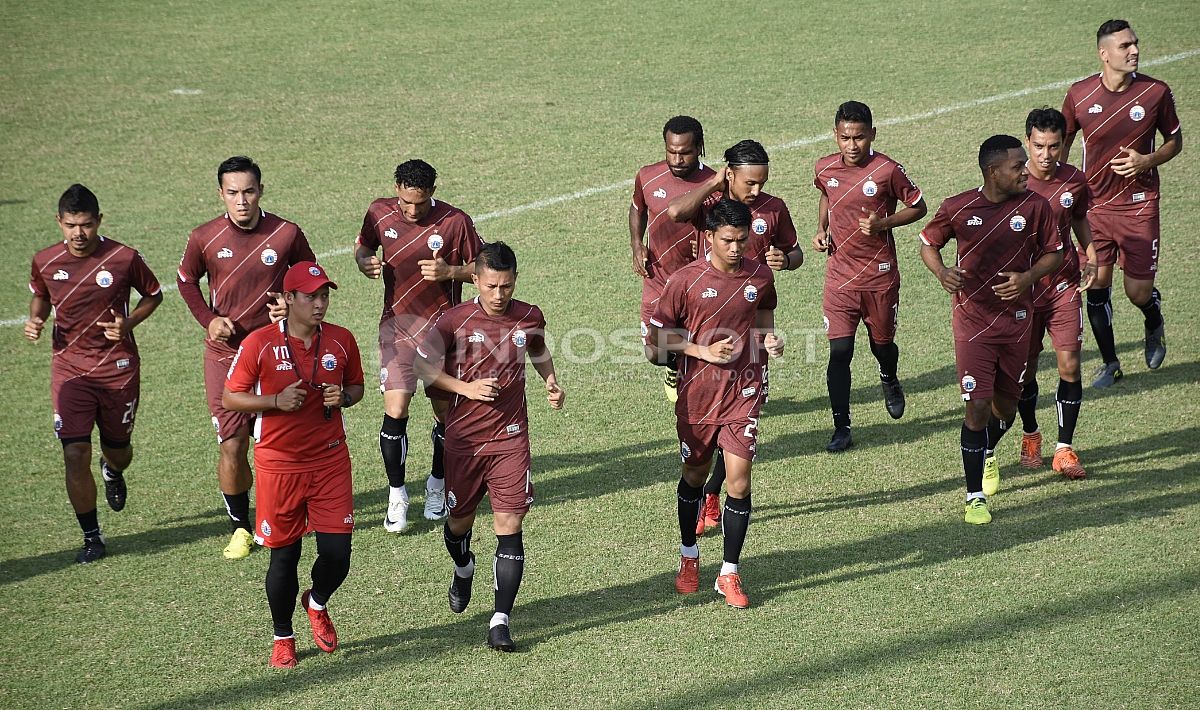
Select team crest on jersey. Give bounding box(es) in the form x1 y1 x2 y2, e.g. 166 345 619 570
826 177 840 188
743 284 758 302
701 287 718 299
53 413 62 432
217 247 233 259
427 233 444 251
95 270 113 288
822 315 830 332
379 368 388 384
52 269 68 280
1129 105 1145 122
1056 281 1070 293
967 216 983 226
1009 215 1026 232
680 441 691 461
751 218 768 235
321 353 337 371
653 187 667 199
260 520 272 537
447 491 458 509
961 375 976 393
862 180 878 197
639 322 648 337
511 329 527 347
1060 192 1074 208
261 248 278 265
384 227 398 239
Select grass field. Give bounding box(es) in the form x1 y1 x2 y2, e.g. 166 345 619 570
2 1 1198 708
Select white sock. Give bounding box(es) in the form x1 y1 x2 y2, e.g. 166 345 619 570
455 558 475 578
1055 442 1072 451
389 486 409 504
985 449 995 459
680 544 699 559
273 634 295 641
307 595 325 611
966 491 986 502
426 475 445 492
720 561 738 576
489 612 509 628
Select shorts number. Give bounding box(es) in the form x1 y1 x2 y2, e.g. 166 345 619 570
1151 238 1159 268
122 398 138 425
743 417 759 440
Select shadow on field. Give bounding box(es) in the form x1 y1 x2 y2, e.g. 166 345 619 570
133 424 1198 710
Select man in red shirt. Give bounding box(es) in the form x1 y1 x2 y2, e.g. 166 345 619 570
648 198 784 608
27 185 163 563
920 136 1063 524
1014 108 1099 480
812 101 928 453
1062 20 1183 387
178 156 316 560
223 261 365 669
356 159 484 532
630 116 717 402
416 242 565 652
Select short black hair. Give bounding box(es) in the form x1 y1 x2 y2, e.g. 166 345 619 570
58 184 100 217
477 241 517 273
217 156 261 186
978 134 1023 170
1097 19 1131 45
835 101 873 128
394 159 437 191
724 139 769 167
662 115 704 157
705 197 752 232
1025 107 1067 138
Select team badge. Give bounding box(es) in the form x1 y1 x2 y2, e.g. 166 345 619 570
1129 105 1145 122
751 218 768 235
961 375 977 393
680 441 691 461
379 368 388 384
384 227 398 239
826 177 839 188
260 520 272 537
1056 281 1070 293
652 187 667 199
95 270 113 288
427 233 444 251
822 315 830 332
639 322 648 338
322 353 337 370
743 284 758 302
308 266 321 277
1060 191 1074 208
260 248 278 265
862 180 878 197
447 491 458 509
53 413 63 432
511 329 527 347
1009 215 1026 232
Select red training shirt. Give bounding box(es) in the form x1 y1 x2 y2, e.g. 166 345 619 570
631 161 717 283
1025 163 1089 309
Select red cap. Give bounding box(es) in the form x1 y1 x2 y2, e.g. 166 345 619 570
283 261 338 293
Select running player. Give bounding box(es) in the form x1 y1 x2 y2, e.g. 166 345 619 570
919 135 1062 524
355 159 484 532
1014 107 1099 480
415 242 565 652
27 184 163 563
223 262 365 668
178 156 316 560
1062 19 1183 387
812 101 927 452
630 115 716 402
648 198 784 607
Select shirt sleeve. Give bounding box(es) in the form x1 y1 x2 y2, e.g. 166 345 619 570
343 333 365 388
918 202 954 248
1157 84 1182 136
416 314 454 364
1062 88 1080 140
355 204 381 251
631 170 646 211
526 307 549 354
29 257 48 298
455 214 485 266
772 203 799 252
225 335 261 393
1073 179 1090 220
890 162 924 207
757 274 778 311
176 232 217 327
291 228 317 263
130 251 162 297
649 275 685 330
812 163 826 193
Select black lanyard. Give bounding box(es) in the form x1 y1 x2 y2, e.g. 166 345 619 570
281 318 322 391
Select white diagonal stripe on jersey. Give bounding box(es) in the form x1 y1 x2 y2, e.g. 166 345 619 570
837 240 892 290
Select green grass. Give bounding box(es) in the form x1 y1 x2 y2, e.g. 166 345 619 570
2 1 1198 708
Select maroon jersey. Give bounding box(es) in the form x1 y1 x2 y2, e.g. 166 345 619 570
177 210 315 355
696 191 798 265
30 237 162 382
631 161 717 283
356 198 484 343
650 259 777 425
418 298 546 456
814 150 923 291
1026 163 1089 309
920 189 1062 343
226 320 364 470
1062 72 1181 212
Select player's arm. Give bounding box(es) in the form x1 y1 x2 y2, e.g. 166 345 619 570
872 198 928 233
224 381 306 413
177 236 224 331
754 309 784 359
995 248 1062 301
629 202 649 278
667 168 726 223
24 293 51 341
99 290 164 341
413 352 499 403
355 242 382 279
1073 216 1098 290
920 243 964 294
1110 129 1183 177
527 332 565 410
649 323 735 365
813 193 831 251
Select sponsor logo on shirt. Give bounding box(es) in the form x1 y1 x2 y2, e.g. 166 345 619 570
343 515 354 525
1016 309 1028 320
52 269 69 280
751 218 768 235
652 187 667 199
741 386 757 398
1088 103 1103 114
116 358 130 370
511 329 527 347
217 247 233 259
743 284 758 302
961 375 976 392
701 287 718 299
96 270 113 288
1060 191 1074 208
1056 281 1070 293
260 519 272 537
1129 105 1145 122
878 262 892 273
967 216 983 226
680 441 691 461
1132 192 1146 202
427 233 444 251
384 227 398 239
862 180 878 197
321 353 337 370
261 248 278 265
506 423 522 435
468 331 485 343
1009 215 1026 232
826 177 840 188
276 361 294 371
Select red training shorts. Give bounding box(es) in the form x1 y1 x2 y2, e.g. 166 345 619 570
52 365 139 444
445 445 533 517
205 347 253 442
1087 209 1160 281
954 338 1027 402
1029 286 1083 359
677 417 759 466
822 284 900 343
379 317 420 393
254 458 354 548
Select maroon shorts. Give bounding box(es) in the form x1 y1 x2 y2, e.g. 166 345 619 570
677 417 759 466
954 339 1027 402
640 278 667 343
822 284 900 343
254 458 354 548
1087 209 1160 281
52 366 140 444
379 320 419 393
1029 286 1083 358
205 348 253 442
445 445 533 517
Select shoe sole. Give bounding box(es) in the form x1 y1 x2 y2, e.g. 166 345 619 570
383 518 408 533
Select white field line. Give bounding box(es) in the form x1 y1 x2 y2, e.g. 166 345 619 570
5 49 1197 328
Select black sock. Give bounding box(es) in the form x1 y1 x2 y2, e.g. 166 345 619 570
961 425 987 494
1057 379 1083 446
1018 381 1039 434
429 422 445 480
666 351 678 371
380 415 409 488
721 494 752 565
703 452 726 496
1086 287 1119 364
266 541 302 637
1138 287 1163 331
310 532 351 607
869 340 899 383
985 413 1014 453
223 491 252 532
827 337 854 429
443 523 473 568
494 532 525 616
76 509 101 539
677 478 703 548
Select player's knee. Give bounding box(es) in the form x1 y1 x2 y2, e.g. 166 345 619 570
1124 279 1154 306
1086 287 1111 307
61 442 91 471
681 464 708 488
963 401 991 430
101 443 133 470
315 532 352 567
1058 354 1082 382
492 512 524 537
268 540 303 571
828 336 855 365
219 431 249 459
